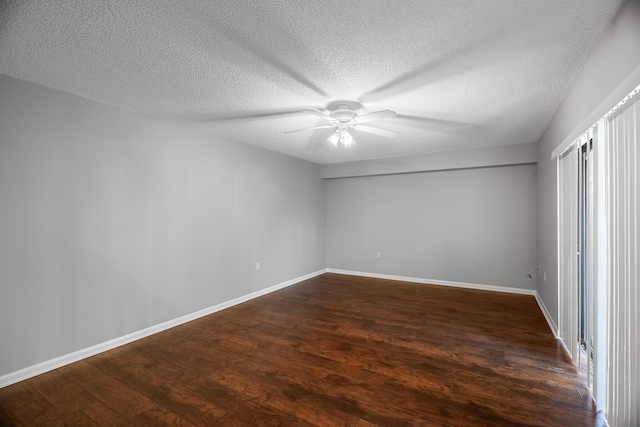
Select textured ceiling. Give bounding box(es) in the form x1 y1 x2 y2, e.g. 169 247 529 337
0 0 625 164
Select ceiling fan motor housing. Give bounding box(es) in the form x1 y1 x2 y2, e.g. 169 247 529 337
330 104 357 123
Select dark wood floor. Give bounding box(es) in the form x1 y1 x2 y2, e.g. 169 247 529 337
1 273 598 426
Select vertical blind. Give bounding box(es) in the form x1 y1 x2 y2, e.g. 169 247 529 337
594 123 607 411
556 84 639 427
603 86 639 427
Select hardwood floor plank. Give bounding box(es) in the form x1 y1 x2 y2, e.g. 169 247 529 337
210 364 364 427
0 408 17 427
87 347 229 425
0 274 598 426
212 331 523 426
57 360 197 426
26 370 128 427
0 381 69 426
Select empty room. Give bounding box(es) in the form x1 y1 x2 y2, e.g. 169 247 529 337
1 1 639 426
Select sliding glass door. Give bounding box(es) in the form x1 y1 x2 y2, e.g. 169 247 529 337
558 129 602 400
557 84 639 426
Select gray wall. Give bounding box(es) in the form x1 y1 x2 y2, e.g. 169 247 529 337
536 0 640 325
0 75 326 376
326 164 537 290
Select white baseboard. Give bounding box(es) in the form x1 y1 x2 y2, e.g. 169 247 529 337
0 269 327 389
534 291 558 337
327 268 537 295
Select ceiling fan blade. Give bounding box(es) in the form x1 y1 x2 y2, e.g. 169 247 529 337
353 125 398 138
302 109 332 120
284 125 335 134
182 109 306 123
355 110 397 123
395 114 472 131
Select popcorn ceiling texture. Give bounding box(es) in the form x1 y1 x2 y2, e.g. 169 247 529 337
0 0 624 164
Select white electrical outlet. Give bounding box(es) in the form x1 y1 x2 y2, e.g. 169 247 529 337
544 272 547 281
256 262 260 270
376 252 381 258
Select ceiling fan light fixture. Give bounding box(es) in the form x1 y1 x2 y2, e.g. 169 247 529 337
340 129 354 147
328 130 341 146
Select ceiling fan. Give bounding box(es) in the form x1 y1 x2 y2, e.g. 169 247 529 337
285 104 398 147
